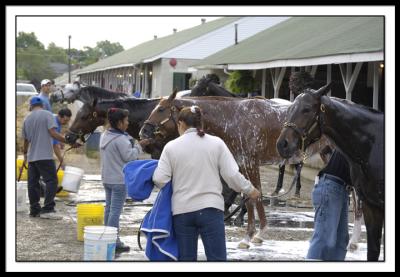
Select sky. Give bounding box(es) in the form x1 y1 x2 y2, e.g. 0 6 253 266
16 16 221 51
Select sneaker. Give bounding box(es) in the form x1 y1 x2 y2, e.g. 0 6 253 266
115 242 130 253
40 210 62 220
29 212 40 218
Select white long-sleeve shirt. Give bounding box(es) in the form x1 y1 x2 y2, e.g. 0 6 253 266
153 128 254 215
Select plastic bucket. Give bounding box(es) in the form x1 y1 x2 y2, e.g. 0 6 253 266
77 203 104 241
61 166 84 193
16 159 28 181
16 181 28 212
84 226 117 261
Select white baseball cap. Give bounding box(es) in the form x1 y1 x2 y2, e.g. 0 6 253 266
41 79 51 86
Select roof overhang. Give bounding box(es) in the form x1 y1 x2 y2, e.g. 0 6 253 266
224 51 384 70
78 63 135 75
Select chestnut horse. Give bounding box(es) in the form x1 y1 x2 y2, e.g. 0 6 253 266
276 83 384 261
139 90 326 248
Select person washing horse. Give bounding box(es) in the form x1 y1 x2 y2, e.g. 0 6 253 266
22 97 81 219
306 145 352 261
99 108 152 254
152 105 261 261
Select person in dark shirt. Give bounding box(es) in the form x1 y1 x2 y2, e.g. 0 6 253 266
306 145 352 261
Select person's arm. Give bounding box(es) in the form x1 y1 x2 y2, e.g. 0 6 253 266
152 145 172 189
218 141 260 199
53 144 64 167
49 128 66 143
23 139 29 163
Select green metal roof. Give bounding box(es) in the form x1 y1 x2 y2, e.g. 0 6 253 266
193 17 383 67
79 17 241 74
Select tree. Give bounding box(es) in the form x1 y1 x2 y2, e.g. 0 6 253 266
47 42 68 63
225 70 255 95
17 32 44 50
95 40 124 58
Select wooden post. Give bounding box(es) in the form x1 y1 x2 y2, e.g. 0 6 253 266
261 69 266 98
270 67 286 98
327 64 332 96
373 61 379 110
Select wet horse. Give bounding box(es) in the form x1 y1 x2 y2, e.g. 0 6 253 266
139 90 326 248
276 83 384 261
65 97 161 158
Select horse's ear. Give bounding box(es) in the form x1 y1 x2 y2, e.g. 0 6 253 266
314 82 332 98
168 88 178 102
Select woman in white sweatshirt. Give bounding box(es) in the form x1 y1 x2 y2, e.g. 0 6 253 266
153 105 260 261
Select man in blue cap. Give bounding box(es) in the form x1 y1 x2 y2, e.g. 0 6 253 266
22 96 80 218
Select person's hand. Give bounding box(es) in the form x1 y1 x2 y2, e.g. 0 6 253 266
247 187 261 201
138 138 153 148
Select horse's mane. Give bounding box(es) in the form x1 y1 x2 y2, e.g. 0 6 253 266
329 96 383 115
80 86 128 100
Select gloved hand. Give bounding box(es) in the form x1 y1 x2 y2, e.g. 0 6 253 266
65 133 77 145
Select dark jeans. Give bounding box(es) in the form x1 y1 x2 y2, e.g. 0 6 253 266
28 160 58 214
173 207 227 261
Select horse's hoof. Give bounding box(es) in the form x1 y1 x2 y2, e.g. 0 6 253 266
237 240 250 249
347 243 358 251
251 236 263 245
233 218 244 227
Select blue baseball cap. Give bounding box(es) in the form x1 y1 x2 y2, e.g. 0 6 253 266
30 96 43 106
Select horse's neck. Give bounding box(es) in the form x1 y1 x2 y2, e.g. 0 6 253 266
321 97 378 165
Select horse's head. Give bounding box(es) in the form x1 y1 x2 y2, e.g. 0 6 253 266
276 83 332 159
50 82 81 104
65 98 107 144
139 89 181 144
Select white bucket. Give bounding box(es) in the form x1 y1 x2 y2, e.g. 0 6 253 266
16 181 28 212
84 226 118 261
61 166 84 193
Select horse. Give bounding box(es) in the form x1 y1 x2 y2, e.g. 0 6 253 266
139 90 327 248
276 83 384 261
51 83 129 105
190 75 305 226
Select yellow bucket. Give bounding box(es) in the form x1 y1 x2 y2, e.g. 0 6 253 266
16 159 64 185
16 159 28 181
76 204 105 241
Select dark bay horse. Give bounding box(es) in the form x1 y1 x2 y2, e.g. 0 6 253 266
65 98 161 158
139 90 326 248
276 83 384 261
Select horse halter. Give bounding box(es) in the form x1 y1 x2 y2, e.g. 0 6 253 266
67 111 99 143
144 105 179 138
283 104 326 157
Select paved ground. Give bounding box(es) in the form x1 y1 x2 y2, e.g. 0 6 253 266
16 153 380 262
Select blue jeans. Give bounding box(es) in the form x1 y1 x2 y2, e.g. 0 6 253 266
306 174 350 260
173 207 227 261
103 183 126 244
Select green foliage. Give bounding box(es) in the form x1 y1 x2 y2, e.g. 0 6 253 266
225 70 255 95
17 32 44 50
16 32 125 81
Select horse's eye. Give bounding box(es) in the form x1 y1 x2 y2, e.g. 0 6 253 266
158 107 165 112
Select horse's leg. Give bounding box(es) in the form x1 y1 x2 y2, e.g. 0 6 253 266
272 162 285 196
221 178 238 217
362 202 384 261
250 167 268 245
237 166 257 249
348 191 363 251
233 197 247 227
294 163 302 198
